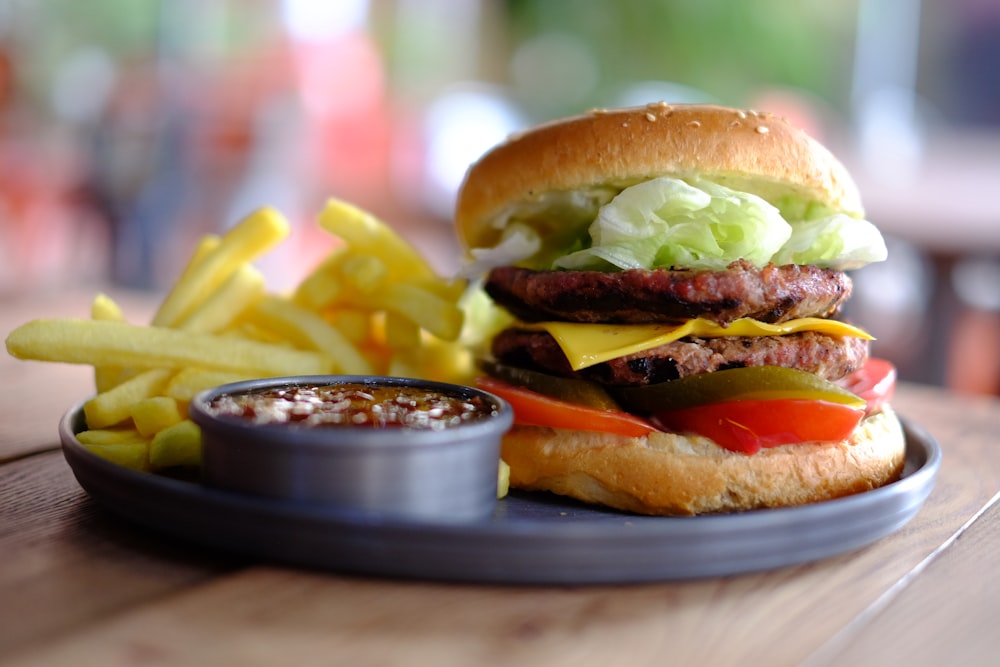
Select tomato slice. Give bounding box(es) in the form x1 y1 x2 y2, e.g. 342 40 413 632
836 357 896 415
478 358 897 454
653 399 865 454
476 376 656 438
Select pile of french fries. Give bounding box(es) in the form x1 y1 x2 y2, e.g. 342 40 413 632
6 199 475 474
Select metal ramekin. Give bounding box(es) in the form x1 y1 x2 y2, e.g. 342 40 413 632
189 375 512 523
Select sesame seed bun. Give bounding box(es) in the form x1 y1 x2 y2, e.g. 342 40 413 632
458 103 896 516
456 102 864 253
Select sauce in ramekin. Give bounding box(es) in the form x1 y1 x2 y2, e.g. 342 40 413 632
206 383 497 430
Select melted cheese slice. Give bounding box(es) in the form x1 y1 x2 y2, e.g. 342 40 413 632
523 318 874 371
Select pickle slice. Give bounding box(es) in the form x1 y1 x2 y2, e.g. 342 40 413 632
611 366 866 414
479 360 622 411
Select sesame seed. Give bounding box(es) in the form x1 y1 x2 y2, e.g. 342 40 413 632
645 112 657 122
756 125 769 134
688 120 701 128
736 110 747 119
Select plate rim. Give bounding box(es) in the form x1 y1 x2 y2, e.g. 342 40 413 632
58 402 942 584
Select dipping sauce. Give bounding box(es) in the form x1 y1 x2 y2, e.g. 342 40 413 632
206 382 498 430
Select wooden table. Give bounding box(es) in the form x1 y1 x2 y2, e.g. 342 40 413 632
3 289 999 666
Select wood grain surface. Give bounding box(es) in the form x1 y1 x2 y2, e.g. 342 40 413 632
2 290 999 666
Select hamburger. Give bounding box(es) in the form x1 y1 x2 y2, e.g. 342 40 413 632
455 102 904 515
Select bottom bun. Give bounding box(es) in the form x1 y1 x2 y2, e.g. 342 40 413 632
501 407 906 515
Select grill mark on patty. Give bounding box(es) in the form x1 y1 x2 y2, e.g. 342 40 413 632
485 259 852 325
492 327 869 386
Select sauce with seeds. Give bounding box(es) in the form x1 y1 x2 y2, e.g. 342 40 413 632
207 383 497 430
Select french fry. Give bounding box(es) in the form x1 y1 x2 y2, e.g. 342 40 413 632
152 208 290 327
247 296 373 375
387 350 423 380
6 319 336 377
77 426 146 445
188 234 224 268
384 310 421 350
409 275 467 302
292 246 349 310
175 264 265 333
294 251 390 309
165 368 259 402
90 292 125 322
131 396 185 437
318 199 436 281
340 254 387 294
5 197 484 480
150 419 202 468
81 442 152 472
91 292 128 392
85 368 173 429
414 336 474 384
219 321 286 344
148 235 220 324
77 427 151 471
328 309 373 345
366 283 464 342
497 459 510 499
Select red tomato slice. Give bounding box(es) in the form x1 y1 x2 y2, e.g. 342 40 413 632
476 376 656 438
836 357 897 415
653 399 866 454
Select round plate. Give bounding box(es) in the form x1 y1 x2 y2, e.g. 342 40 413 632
59 404 941 584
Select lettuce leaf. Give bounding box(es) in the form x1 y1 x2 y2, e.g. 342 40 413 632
462 177 889 275
553 178 791 271
462 222 541 277
772 214 887 269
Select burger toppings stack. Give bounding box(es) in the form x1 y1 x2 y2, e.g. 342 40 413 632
455 102 904 515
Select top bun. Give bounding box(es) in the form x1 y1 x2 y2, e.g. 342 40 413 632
456 103 863 251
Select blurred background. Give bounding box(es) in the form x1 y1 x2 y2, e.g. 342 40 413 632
0 0 998 393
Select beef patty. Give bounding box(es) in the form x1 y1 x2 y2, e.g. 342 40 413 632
492 327 869 386
485 259 852 326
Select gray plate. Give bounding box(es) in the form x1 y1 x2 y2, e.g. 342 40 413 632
59 404 941 584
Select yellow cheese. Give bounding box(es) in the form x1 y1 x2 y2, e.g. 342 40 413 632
524 318 874 371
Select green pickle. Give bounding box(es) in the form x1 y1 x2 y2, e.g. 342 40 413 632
610 366 866 414
480 360 622 411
